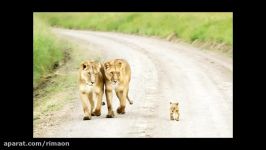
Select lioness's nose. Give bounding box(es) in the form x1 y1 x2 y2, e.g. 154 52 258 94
91 81 95 84
114 81 117 83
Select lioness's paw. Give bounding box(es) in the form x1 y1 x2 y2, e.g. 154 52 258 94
92 110 101 116
106 111 115 118
117 107 125 114
83 116 91 120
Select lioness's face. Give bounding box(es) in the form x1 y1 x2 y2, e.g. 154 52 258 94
80 61 101 86
104 61 123 85
170 102 179 113
105 68 121 85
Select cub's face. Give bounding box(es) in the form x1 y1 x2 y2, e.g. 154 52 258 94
104 61 123 85
80 61 101 86
170 102 179 113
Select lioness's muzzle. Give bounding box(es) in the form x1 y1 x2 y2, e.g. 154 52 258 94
86 82 94 86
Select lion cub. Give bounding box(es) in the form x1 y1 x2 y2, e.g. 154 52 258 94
79 60 104 120
170 102 179 121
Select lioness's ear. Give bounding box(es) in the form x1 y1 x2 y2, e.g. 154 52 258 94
80 61 87 70
96 63 101 72
98 63 102 69
104 62 110 70
176 102 179 106
116 60 123 68
100 63 104 70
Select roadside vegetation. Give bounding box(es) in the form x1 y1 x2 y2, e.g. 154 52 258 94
38 12 232 55
33 24 103 135
34 15 65 88
34 14 102 130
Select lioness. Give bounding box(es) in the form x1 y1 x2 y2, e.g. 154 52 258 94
103 59 133 118
79 60 104 120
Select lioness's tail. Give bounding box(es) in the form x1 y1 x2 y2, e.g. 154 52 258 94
127 90 133 105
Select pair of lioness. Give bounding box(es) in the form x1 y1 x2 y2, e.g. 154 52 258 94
79 59 133 120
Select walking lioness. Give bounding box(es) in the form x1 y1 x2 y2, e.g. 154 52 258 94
103 59 133 118
79 60 104 120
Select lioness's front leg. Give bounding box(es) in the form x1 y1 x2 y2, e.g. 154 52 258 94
106 89 115 118
116 90 126 114
80 93 91 120
93 92 103 116
88 93 95 116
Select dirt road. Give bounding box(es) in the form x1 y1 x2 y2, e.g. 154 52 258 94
36 28 232 137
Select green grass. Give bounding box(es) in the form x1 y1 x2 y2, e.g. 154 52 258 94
33 40 103 127
33 14 105 132
33 74 76 119
37 12 232 48
34 15 65 88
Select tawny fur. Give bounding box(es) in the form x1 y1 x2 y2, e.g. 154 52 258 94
170 102 180 121
103 59 133 118
79 60 104 120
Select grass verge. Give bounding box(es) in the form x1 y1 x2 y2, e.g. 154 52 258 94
33 35 103 136
37 12 232 54
34 15 65 88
